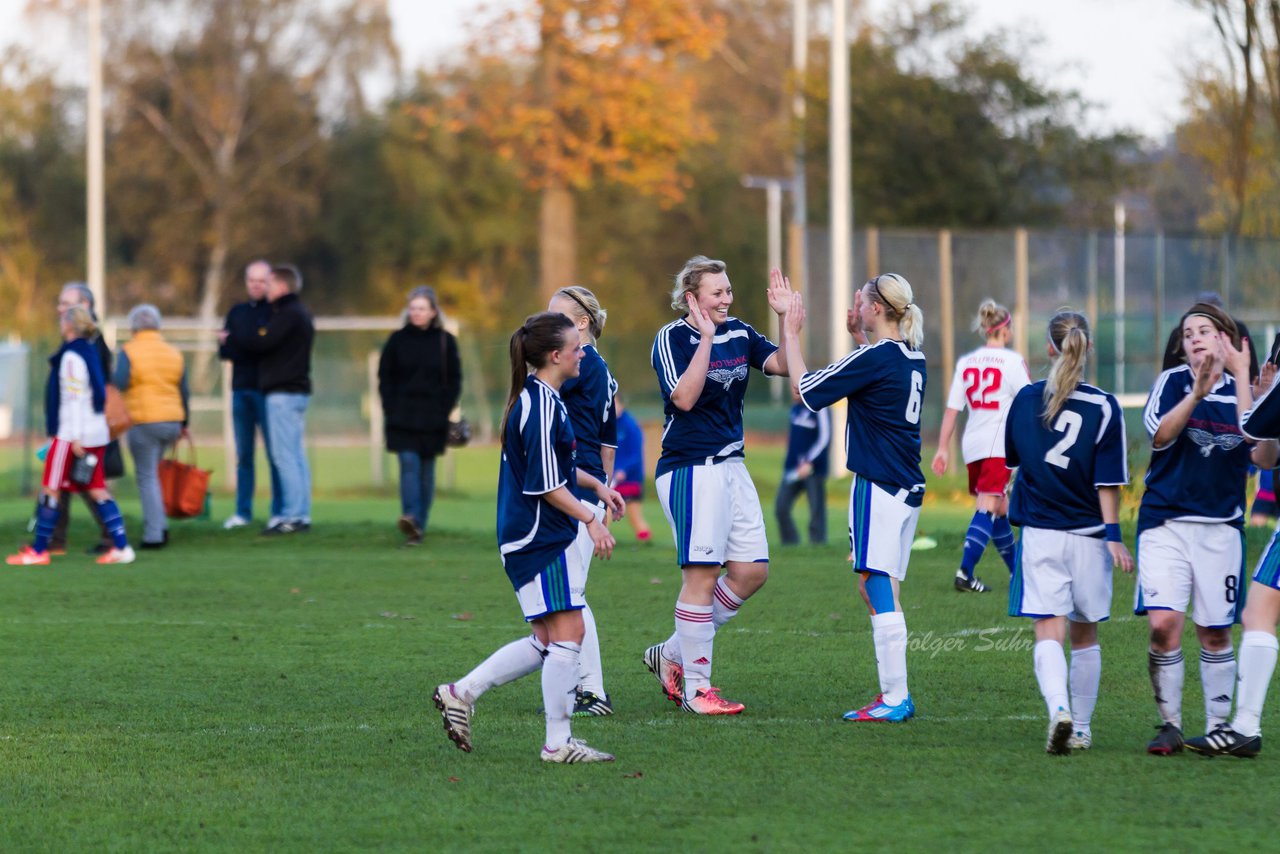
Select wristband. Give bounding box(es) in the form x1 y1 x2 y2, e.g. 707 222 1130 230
1104 523 1122 543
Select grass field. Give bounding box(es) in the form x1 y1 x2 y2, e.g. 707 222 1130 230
1 443 1277 852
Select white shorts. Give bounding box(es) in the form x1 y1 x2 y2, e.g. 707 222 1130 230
656 459 769 566
1010 527 1112 623
515 546 587 621
572 498 607 576
1134 521 1246 628
848 474 922 581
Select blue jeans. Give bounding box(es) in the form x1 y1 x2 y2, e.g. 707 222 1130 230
127 421 183 543
232 389 282 520
397 451 438 532
265 393 311 523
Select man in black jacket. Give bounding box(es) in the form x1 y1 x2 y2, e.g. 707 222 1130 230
220 264 314 535
218 260 283 529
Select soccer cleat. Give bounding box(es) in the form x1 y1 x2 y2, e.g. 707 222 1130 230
643 644 683 704
1146 722 1184 755
954 570 989 593
843 693 915 722
222 514 250 530
573 690 614 717
541 738 615 763
1046 708 1073 755
6 546 50 566
1185 725 1262 758
1068 730 1093 750
681 686 745 715
95 546 136 565
432 683 474 753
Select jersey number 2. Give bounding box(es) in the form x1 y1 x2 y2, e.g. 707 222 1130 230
905 371 923 425
963 367 1002 410
1044 410 1083 469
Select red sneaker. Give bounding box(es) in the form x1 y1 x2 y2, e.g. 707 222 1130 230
681 686 745 715
6 546 50 566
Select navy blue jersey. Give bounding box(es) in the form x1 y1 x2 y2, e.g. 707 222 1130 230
497 375 579 588
614 409 645 487
798 339 927 493
1243 379 1280 441
1138 366 1251 535
560 344 616 499
652 316 777 479
783 402 831 478
1005 381 1128 532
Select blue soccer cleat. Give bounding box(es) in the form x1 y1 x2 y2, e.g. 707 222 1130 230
842 693 915 722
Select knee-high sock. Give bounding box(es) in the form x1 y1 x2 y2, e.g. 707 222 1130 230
1233 631 1279 737
1201 646 1236 730
960 510 994 577
455 635 547 703
95 498 128 549
1035 639 1070 718
675 601 714 697
712 577 744 630
1149 647 1184 728
990 515 1017 573
577 603 605 696
542 641 580 749
1069 644 1101 733
32 494 61 553
870 611 909 705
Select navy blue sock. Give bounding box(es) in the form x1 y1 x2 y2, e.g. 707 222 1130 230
960 510 994 578
95 499 128 549
32 494 61 553
991 515 1017 574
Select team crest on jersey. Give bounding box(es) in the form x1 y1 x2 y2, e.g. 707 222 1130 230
1186 427 1245 458
707 364 748 390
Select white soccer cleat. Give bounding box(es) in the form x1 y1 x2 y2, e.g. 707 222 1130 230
541 738 615 763
1046 708 1073 755
1068 730 1092 750
96 546 136 565
223 514 250 530
432 683 473 752
642 643 683 704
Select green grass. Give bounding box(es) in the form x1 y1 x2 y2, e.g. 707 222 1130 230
0 444 1277 851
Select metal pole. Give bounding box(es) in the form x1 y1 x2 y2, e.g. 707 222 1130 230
938 229 957 461
788 0 808 323
368 351 383 487
87 0 106 311
829 0 852 476
1015 228 1029 362
1086 231 1098 383
1155 230 1165 369
767 181 783 402
1114 203 1126 395
222 360 235 493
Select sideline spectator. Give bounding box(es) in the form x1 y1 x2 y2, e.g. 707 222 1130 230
611 390 651 543
221 264 314 536
115 304 189 549
218 259 283 529
775 386 830 546
378 286 462 546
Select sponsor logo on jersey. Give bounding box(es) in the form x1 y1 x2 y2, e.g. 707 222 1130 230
707 364 748 390
1186 425 1245 457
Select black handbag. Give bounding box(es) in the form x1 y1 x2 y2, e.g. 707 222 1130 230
103 439 126 479
440 332 469 448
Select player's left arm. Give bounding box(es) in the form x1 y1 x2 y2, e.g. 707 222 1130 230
1097 486 1133 573
762 268 793 377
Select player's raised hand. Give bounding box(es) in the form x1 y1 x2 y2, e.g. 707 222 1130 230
784 291 805 337
1222 332 1251 380
1108 540 1134 574
1193 350 1223 399
685 292 716 339
847 289 865 340
1253 360 1278 399
767 268 793 316
931 447 949 477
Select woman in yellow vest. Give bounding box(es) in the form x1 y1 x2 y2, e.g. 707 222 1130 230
113 304 190 548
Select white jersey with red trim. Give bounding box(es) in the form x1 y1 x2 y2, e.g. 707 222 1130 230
944 346 1030 464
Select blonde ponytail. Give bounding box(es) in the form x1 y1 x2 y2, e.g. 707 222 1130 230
1043 311 1090 426
973 299 1010 338
867 273 924 350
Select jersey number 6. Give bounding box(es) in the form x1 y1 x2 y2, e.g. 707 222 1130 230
905 371 924 425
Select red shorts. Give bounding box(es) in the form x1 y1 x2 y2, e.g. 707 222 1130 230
616 481 644 501
42 438 106 493
967 458 1010 496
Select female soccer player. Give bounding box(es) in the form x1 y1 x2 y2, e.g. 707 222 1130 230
1186 362 1280 757
433 312 623 763
642 257 794 715
548 285 618 716
783 273 926 722
1004 311 1132 754
1136 303 1275 756
933 299 1030 592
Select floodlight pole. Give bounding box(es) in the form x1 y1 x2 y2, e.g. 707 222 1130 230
742 175 794 402
1114 201 1126 395
829 0 853 475
87 0 106 311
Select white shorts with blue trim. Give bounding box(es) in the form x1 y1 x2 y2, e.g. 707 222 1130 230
1134 520 1246 629
572 498 607 576
515 546 587 621
847 474 921 581
1009 527 1112 623
656 459 768 566
1253 528 1280 590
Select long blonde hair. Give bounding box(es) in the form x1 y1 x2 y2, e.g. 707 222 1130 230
1043 311 1090 426
974 299 1011 338
866 273 924 350
553 285 607 343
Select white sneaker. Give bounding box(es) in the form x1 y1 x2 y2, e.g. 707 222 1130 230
1068 730 1092 750
96 545 136 565
1046 708 1073 755
432 683 473 753
267 515 286 529
541 738 615 763
223 514 250 530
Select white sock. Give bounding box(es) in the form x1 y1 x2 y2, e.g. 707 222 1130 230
712 577 744 630
542 641 580 749
1200 645 1236 730
661 631 681 664
1148 647 1184 728
870 611 909 705
1232 632 1278 737
455 635 547 703
1069 644 1101 734
577 602 605 696
1034 639 1070 719
675 601 714 697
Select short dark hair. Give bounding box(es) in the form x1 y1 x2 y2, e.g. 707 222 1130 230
270 264 303 293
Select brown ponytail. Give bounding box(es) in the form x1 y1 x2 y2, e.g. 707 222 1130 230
502 312 575 431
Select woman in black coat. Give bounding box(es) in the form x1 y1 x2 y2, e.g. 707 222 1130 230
378 286 462 545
